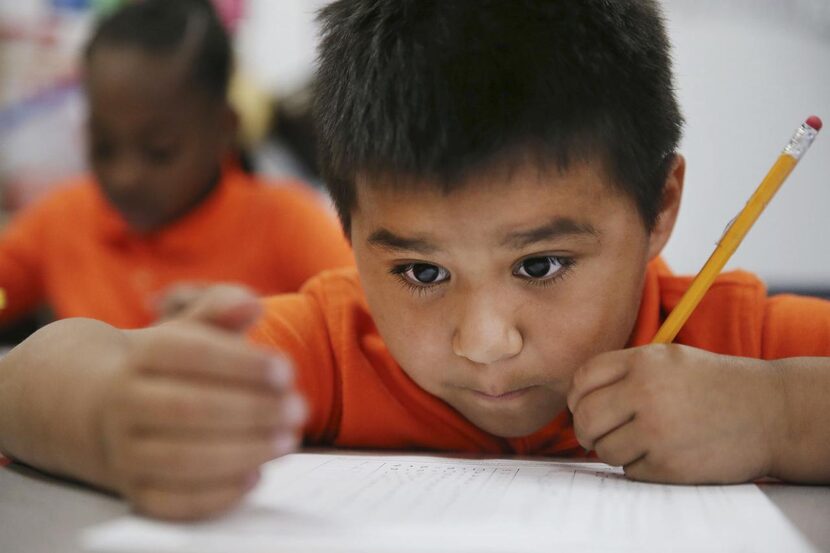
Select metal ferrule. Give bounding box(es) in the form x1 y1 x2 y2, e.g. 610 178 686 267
782 122 819 160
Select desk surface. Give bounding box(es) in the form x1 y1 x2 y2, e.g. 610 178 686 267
2 460 830 553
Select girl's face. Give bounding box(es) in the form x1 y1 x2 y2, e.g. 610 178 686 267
85 46 234 233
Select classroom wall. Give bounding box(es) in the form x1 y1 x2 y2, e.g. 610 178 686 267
234 0 328 95
663 0 830 288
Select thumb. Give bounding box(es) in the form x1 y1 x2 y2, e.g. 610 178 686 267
174 284 263 332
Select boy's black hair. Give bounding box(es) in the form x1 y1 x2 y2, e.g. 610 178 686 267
85 0 232 100
315 0 684 233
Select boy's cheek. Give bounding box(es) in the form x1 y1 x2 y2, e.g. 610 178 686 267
533 317 629 381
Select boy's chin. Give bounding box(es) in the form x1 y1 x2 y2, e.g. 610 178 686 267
459 405 561 439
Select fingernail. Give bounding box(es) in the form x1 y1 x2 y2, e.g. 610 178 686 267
273 433 297 455
267 358 293 389
283 395 307 424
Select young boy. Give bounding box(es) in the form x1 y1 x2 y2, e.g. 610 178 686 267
1 0 829 521
0 0 352 330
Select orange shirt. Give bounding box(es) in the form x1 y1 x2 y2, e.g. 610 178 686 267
250 258 830 456
0 168 353 328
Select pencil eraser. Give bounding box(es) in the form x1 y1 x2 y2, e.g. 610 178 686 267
806 115 822 131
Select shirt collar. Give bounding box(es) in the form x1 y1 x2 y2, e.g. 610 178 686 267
95 165 251 254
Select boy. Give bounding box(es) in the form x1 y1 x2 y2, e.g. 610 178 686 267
1 0 829 521
0 0 353 331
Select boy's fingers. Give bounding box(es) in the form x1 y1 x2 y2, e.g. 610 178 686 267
571 379 636 450
127 379 307 431
130 476 256 521
623 454 690 484
175 284 263 332
129 325 294 390
153 284 204 320
125 433 299 483
592 418 646 468
567 349 633 413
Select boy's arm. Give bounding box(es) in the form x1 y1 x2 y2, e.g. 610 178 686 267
767 357 830 482
0 290 306 520
567 346 830 484
0 318 131 488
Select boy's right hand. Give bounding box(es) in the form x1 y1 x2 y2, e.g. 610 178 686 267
99 289 306 520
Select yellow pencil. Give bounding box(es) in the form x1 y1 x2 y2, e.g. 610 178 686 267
652 115 823 344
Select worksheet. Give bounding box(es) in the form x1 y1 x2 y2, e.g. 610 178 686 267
83 452 816 552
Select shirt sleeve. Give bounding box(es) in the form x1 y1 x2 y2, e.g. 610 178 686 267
0 200 50 325
761 294 830 359
248 291 339 444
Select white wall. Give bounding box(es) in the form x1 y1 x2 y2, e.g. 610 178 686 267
235 0 327 94
237 0 830 288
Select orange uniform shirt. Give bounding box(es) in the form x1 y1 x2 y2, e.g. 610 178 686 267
251 258 830 456
0 168 353 328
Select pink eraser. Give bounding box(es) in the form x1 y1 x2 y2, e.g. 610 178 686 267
806 115 822 131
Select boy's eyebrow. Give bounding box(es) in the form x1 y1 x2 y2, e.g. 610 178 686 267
502 217 600 249
367 228 439 254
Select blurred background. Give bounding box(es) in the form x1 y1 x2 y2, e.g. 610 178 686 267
1 0 828 293
663 0 830 295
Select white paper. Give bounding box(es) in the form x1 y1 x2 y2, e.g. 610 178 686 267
82 452 816 553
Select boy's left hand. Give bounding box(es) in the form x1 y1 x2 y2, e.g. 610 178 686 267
567 344 785 484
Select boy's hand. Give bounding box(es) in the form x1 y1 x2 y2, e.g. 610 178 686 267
100 289 306 520
567 345 784 484
154 283 261 329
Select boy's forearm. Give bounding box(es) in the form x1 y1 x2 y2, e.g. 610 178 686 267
768 357 830 483
0 318 129 490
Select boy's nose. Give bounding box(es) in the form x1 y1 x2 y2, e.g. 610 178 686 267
452 300 523 365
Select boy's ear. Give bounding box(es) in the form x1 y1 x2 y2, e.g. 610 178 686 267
646 154 685 260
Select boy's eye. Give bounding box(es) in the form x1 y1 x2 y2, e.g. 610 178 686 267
394 263 450 286
514 256 567 280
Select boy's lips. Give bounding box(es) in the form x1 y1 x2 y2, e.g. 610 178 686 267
467 385 538 402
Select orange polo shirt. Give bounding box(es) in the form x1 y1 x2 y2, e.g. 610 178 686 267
250 259 830 456
0 168 353 329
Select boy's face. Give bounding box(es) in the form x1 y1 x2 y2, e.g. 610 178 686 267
351 160 678 437
85 46 233 232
